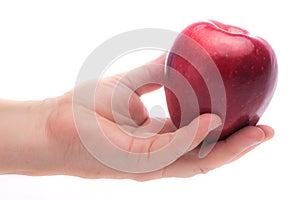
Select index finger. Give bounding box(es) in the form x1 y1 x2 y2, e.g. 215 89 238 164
81 112 221 174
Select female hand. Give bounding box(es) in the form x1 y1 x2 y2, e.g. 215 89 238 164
0 55 274 181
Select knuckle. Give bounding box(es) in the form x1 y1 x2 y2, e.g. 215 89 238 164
193 166 212 174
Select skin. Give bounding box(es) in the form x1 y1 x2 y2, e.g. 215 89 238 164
0 55 274 181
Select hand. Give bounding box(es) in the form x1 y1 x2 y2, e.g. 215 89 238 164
44 54 274 181
0 55 274 180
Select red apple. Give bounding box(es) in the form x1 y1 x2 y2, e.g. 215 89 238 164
164 20 278 141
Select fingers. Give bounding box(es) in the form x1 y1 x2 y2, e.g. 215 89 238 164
140 125 274 180
89 113 222 177
99 113 222 155
228 125 274 163
119 114 222 181
184 114 222 152
196 126 267 169
257 125 275 141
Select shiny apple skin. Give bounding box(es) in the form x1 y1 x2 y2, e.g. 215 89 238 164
164 21 278 141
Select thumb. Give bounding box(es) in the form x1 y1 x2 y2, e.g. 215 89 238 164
93 54 166 127
119 53 166 96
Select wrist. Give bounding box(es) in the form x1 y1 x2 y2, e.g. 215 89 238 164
0 98 58 175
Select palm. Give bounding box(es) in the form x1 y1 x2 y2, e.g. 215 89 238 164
46 55 274 180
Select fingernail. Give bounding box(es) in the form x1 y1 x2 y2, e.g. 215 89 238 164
257 125 275 141
249 127 265 146
207 115 222 132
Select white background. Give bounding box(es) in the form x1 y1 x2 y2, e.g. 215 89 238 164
0 0 299 199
